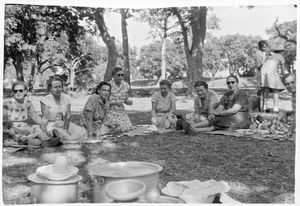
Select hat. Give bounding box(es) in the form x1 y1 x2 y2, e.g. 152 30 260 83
272 45 285 52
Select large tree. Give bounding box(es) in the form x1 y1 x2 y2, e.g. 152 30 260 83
172 7 207 93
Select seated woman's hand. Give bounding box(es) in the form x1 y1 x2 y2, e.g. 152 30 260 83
125 98 133 106
151 117 157 125
208 113 216 121
105 121 119 129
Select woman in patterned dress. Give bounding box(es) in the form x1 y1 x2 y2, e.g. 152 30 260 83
40 76 87 143
260 45 288 112
82 82 119 137
3 81 50 146
106 67 133 132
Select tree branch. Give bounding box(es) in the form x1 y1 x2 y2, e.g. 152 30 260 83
274 24 297 44
172 8 190 57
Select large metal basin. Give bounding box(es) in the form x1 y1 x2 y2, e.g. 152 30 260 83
89 161 163 203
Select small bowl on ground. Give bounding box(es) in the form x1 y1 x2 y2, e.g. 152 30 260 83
105 180 146 202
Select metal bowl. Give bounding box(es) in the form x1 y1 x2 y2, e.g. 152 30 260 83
105 180 146 202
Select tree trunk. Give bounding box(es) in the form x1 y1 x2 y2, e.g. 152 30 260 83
12 55 24 81
160 38 167 80
173 7 207 94
121 9 130 84
94 8 118 82
160 16 169 82
186 50 203 92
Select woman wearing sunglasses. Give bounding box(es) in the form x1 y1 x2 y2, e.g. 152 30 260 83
3 81 50 146
40 76 87 143
105 67 133 133
185 75 251 134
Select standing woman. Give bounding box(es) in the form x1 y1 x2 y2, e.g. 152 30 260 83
254 40 269 97
3 81 50 146
106 67 133 132
40 76 87 143
151 80 177 129
260 45 288 112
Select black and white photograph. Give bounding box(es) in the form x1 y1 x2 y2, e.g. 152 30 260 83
1 0 298 204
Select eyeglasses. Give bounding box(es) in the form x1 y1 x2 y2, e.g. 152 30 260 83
117 74 124 77
227 81 236 85
13 89 24 93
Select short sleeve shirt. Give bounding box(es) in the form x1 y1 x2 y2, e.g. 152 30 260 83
151 91 176 113
194 89 219 116
40 93 72 121
83 94 108 121
218 89 249 112
3 98 37 128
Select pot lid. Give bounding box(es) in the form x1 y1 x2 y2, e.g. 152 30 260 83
27 173 82 184
89 161 163 178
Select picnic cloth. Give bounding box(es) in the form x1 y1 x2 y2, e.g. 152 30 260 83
121 124 174 137
202 113 294 142
63 125 174 144
204 128 294 142
161 179 240 203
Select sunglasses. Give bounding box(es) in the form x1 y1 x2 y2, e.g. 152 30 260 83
13 89 24 93
117 74 124 77
227 81 236 85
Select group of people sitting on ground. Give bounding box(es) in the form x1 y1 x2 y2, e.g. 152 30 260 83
3 67 133 147
3 54 296 147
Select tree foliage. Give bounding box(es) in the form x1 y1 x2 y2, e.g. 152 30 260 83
137 40 186 80
266 20 297 72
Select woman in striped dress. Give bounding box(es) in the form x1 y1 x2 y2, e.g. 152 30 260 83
260 45 288 112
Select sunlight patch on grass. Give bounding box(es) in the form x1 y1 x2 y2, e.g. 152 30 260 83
3 184 31 204
85 157 110 170
41 151 85 166
2 175 26 185
63 144 82 150
2 155 37 167
65 150 85 166
227 181 253 195
101 140 117 150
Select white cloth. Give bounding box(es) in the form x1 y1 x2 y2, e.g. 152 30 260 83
161 179 240 203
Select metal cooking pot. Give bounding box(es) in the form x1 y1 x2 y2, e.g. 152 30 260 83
89 161 163 203
27 173 82 203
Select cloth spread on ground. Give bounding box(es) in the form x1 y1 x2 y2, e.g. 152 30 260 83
121 124 174 137
204 113 294 141
161 179 240 203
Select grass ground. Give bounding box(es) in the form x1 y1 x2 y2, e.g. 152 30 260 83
2 77 295 204
2 111 295 204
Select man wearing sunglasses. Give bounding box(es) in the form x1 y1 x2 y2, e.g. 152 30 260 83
282 73 296 139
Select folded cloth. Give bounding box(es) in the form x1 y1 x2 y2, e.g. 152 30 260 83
161 179 239 203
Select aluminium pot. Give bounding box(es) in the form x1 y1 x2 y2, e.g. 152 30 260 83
27 173 82 203
89 161 163 203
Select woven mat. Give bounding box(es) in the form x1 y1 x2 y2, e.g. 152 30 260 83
205 129 294 142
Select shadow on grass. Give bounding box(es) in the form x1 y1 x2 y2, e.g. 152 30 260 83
2 110 295 204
